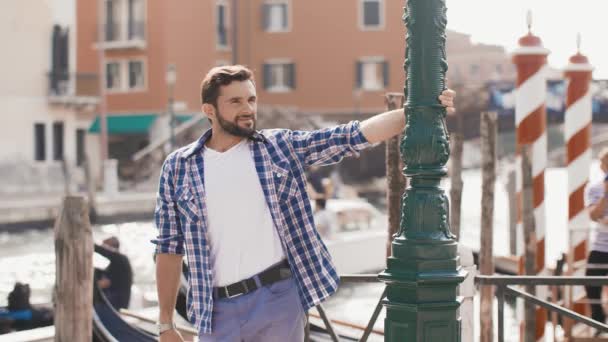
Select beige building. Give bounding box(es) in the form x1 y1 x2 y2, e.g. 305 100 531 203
0 0 91 194
446 30 517 85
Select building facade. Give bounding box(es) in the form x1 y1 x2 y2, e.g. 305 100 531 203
0 0 90 194
74 0 518 185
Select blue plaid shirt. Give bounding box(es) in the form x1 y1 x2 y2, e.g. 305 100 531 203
153 121 370 334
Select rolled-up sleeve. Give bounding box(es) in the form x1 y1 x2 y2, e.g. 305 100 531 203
151 155 185 255
290 120 371 167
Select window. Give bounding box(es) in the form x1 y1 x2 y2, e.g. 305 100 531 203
262 1 289 32
106 62 121 90
105 0 122 41
105 0 145 42
53 122 64 161
128 0 146 40
360 0 384 30
34 123 46 161
216 1 229 48
263 62 295 92
76 129 86 166
106 59 146 91
470 64 480 78
356 59 388 91
128 60 145 89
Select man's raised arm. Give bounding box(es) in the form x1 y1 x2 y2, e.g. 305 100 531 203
360 89 456 144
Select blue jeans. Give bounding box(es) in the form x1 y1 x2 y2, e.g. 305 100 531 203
199 277 306 341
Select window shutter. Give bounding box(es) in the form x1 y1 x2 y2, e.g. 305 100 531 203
287 63 296 89
363 1 380 27
356 61 363 89
383 61 389 87
281 4 288 29
262 4 270 30
263 64 271 89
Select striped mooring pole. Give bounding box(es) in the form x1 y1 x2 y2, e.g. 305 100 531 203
565 35 594 318
513 12 550 341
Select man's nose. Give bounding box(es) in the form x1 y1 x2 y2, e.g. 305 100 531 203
244 102 255 114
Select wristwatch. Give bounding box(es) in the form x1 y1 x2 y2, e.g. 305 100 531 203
157 322 176 335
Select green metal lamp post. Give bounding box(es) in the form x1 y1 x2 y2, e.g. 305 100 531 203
378 0 466 341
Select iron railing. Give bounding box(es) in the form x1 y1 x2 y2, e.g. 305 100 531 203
47 72 99 98
306 274 384 342
311 274 608 342
476 275 608 342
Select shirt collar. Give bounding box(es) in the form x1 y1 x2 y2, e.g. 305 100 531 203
182 129 267 159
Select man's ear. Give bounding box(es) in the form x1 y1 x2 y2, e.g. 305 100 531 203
202 103 216 121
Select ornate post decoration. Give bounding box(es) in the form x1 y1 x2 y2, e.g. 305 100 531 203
379 0 465 341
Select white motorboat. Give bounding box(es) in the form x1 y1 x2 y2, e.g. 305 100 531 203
317 199 388 274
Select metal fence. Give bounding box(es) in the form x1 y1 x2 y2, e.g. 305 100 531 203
310 274 608 342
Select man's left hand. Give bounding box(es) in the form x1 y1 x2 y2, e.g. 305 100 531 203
438 89 456 115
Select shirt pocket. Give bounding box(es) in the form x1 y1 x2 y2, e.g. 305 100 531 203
272 162 298 201
174 186 200 223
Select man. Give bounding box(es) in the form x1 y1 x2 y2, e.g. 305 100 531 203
153 65 455 341
95 236 133 310
586 147 608 326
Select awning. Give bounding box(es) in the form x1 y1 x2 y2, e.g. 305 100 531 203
88 114 194 134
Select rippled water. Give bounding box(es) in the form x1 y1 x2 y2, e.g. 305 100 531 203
0 221 158 307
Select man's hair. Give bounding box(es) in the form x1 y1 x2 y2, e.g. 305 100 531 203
200 65 255 106
599 147 608 160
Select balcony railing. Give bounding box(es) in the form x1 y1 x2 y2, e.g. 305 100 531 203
47 71 99 105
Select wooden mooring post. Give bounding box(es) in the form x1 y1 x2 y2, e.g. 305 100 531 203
480 111 497 342
53 196 93 342
384 93 406 257
521 145 537 342
449 99 465 241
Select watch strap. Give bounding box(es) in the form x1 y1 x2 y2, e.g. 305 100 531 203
157 322 176 334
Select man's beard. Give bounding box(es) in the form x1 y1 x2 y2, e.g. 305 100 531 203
216 110 256 138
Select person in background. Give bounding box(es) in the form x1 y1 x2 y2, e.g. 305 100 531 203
95 236 133 310
313 199 337 239
0 282 53 332
585 147 608 326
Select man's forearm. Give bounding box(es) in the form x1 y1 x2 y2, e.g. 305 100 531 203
360 108 405 144
156 253 183 322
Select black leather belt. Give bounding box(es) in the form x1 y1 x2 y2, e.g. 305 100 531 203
214 260 292 299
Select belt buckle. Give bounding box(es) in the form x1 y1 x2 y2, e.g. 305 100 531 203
225 281 248 299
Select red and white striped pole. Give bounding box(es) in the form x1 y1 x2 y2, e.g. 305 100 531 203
564 35 593 316
513 12 550 341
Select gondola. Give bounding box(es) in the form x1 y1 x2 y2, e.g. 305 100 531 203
93 271 157 342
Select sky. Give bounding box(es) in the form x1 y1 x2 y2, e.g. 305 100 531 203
445 0 608 79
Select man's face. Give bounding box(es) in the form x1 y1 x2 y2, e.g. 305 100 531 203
209 80 258 138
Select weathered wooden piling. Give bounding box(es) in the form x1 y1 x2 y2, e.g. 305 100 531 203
449 93 464 241
480 111 497 342
384 93 406 257
521 146 537 342
53 196 93 342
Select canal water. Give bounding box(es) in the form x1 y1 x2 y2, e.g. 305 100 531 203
0 164 604 341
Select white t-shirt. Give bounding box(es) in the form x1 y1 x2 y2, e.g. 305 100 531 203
585 180 608 253
203 139 285 287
